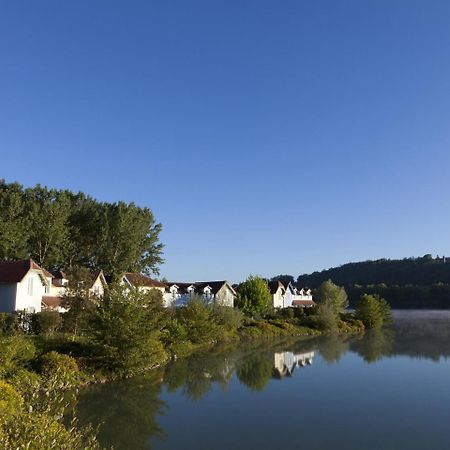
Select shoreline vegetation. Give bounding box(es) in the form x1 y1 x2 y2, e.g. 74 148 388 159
0 278 391 450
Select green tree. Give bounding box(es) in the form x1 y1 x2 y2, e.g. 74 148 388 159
236 276 272 317
24 186 71 268
97 202 164 279
86 285 167 375
178 297 219 344
0 181 29 260
355 294 390 329
314 280 349 314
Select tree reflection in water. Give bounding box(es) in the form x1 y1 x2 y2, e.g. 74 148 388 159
71 370 166 450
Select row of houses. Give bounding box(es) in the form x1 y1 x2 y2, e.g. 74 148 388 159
0 259 315 314
0 259 236 314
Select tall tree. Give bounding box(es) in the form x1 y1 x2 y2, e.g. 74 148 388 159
0 181 29 260
98 202 163 278
24 186 71 268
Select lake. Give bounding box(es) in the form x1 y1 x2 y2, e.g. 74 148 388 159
72 311 450 449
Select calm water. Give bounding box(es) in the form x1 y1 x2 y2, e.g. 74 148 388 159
72 311 450 449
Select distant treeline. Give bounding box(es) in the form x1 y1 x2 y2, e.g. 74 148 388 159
271 255 450 309
0 180 163 277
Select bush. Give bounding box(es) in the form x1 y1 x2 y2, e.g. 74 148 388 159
40 351 81 388
178 298 219 344
32 311 62 335
212 306 244 331
280 308 295 319
0 380 23 415
0 409 101 450
0 314 19 336
0 336 36 377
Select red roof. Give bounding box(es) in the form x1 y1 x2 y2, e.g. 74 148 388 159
0 259 50 283
292 300 316 307
42 296 64 308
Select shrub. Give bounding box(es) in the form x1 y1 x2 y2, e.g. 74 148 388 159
0 380 23 415
0 314 19 336
40 351 80 388
280 308 295 319
178 298 219 344
212 306 244 331
6 368 42 400
355 294 391 329
0 409 101 450
32 311 62 335
0 336 36 377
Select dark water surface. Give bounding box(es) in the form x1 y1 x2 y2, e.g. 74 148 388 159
73 311 450 449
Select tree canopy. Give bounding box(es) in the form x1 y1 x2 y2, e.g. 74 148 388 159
236 276 272 317
0 180 164 277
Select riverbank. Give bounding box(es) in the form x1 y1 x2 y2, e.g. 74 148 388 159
0 303 365 450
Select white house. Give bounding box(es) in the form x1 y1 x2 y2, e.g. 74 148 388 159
268 280 286 308
42 269 108 313
283 283 315 308
164 281 235 307
0 259 53 313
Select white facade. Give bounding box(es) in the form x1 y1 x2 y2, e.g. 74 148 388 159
0 267 48 313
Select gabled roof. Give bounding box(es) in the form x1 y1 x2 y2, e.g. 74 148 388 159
0 259 51 284
268 280 285 294
124 272 166 289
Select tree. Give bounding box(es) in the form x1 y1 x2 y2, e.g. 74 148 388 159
236 276 272 317
315 280 348 314
270 274 294 286
177 297 219 344
355 294 390 329
24 186 71 268
86 286 167 374
0 181 30 260
97 202 164 279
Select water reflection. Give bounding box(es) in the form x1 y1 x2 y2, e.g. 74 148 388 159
70 312 450 450
272 351 314 378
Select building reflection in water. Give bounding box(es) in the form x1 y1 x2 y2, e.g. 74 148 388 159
272 351 314 378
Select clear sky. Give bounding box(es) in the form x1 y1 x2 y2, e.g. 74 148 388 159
1 1 450 282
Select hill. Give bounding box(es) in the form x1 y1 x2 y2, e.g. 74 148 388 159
295 255 450 309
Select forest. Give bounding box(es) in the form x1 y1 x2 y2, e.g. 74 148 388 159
272 255 450 309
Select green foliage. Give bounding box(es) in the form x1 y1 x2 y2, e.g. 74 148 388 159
236 352 273 391
178 297 219 344
236 276 272 317
32 311 62 335
86 286 168 375
355 294 392 329
40 351 81 388
315 280 349 314
0 314 19 337
0 181 163 276
0 336 36 378
0 380 23 415
0 408 101 450
310 280 349 331
211 305 244 331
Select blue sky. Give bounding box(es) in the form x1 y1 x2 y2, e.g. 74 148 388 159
1 1 450 282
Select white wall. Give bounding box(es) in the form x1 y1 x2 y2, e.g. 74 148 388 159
272 289 284 308
215 286 234 307
15 271 45 313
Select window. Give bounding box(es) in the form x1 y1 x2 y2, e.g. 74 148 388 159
27 278 34 296
45 283 50 294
